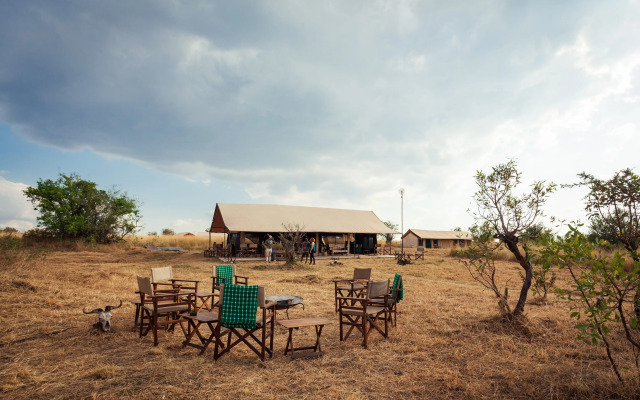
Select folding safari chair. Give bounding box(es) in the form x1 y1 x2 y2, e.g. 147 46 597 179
136 275 189 346
337 279 390 349
333 268 372 312
213 284 276 361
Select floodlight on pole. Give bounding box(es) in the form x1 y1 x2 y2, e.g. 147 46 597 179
399 188 405 253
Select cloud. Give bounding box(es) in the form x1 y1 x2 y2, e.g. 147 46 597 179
0 1 638 231
0 176 38 231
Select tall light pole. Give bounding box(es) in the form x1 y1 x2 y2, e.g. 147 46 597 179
399 188 405 254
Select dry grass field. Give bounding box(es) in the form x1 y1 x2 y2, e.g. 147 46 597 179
1 240 639 399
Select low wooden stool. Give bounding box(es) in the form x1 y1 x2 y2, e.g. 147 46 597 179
182 311 227 355
278 317 331 360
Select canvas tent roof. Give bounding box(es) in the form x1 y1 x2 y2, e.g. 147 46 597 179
403 229 473 240
209 203 398 234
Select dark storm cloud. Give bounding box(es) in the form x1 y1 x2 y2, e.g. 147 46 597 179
1 0 638 229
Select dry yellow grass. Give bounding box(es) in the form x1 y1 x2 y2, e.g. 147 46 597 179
127 235 222 250
1 244 638 399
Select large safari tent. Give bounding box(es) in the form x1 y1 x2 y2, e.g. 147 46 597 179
208 203 398 256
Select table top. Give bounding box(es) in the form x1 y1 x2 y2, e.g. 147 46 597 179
277 317 331 329
265 295 303 306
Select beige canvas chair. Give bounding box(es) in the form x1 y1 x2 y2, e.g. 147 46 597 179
370 273 403 327
333 267 372 312
151 266 200 293
137 275 189 346
337 279 390 349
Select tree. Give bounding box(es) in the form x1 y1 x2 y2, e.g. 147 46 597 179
537 226 640 383
162 228 175 236
576 168 640 256
378 220 398 245
467 160 556 318
23 173 140 243
1 227 18 233
587 215 623 245
278 223 306 264
573 168 640 333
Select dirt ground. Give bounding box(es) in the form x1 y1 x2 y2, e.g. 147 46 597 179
1 246 638 399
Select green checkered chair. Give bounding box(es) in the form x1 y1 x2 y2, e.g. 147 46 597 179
211 265 249 309
213 284 275 361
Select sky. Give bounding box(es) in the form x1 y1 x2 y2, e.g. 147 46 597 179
1 1 639 236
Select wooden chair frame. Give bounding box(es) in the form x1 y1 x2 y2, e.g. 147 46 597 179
137 275 189 346
370 274 403 327
414 247 425 261
333 268 372 312
337 279 390 349
181 293 228 355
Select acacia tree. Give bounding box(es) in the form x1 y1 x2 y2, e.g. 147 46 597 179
279 223 306 264
537 226 640 383
576 168 640 256
575 168 640 327
467 160 556 318
24 173 140 243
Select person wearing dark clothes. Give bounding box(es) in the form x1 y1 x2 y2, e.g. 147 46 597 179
301 237 311 264
309 237 316 265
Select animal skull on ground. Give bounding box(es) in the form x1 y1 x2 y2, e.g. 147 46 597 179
83 300 123 332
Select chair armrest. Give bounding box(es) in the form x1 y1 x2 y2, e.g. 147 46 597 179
171 279 200 284
212 277 230 285
153 288 181 294
234 275 249 285
336 296 367 302
149 291 183 300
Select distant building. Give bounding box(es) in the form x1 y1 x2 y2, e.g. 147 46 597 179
402 229 472 249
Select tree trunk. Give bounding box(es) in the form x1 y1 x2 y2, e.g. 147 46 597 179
503 237 532 317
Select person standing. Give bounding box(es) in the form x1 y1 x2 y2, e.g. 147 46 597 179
309 237 316 265
301 237 311 264
264 235 274 263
